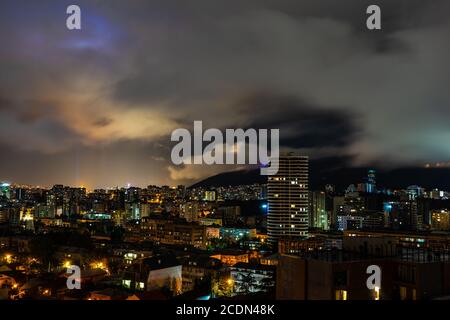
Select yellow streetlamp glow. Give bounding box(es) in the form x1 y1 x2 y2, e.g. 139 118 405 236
374 286 380 300
4 254 12 264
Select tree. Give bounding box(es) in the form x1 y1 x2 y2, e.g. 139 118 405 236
211 273 233 298
257 277 275 293
237 272 255 295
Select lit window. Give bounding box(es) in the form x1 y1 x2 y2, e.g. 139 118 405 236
122 280 131 289
400 286 407 300
374 287 380 300
335 290 347 300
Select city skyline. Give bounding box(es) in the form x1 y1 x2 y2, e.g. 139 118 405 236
3 165 450 301
4 0 450 305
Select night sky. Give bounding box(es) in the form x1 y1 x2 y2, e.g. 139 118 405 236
1 0 450 188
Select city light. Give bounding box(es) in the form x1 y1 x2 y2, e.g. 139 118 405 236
90 261 109 273
4 254 13 264
374 286 380 300
1 166 450 303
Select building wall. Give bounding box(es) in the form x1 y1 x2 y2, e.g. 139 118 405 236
182 266 207 293
141 218 206 248
275 254 395 300
276 255 306 300
431 210 450 231
210 254 248 266
396 262 444 300
230 267 275 294
147 265 182 295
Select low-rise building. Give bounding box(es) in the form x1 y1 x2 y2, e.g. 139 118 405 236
122 255 182 295
210 250 249 266
220 227 256 242
230 263 275 295
140 216 206 249
431 209 450 231
181 255 222 293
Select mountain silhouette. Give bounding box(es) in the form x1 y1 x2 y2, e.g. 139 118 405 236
190 157 450 191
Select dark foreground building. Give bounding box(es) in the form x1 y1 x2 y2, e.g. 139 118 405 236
277 248 450 300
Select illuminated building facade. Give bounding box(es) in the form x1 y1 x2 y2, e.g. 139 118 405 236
430 209 450 231
267 154 309 243
309 191 329 230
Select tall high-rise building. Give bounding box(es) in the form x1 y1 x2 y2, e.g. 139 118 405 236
267 154 309 244
309 191 329 230
368 169 376 185
366 169 376 193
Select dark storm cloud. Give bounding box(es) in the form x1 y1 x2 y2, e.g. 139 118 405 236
235 94 360 149
2 0 450 186
111 0 440 107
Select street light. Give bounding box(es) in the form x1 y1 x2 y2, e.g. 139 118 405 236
4 254 12 264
